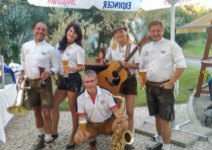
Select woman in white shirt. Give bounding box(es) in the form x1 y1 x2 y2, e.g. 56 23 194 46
100 23 139 150
51 22 84 150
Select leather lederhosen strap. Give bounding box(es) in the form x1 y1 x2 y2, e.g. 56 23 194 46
146 80 169 87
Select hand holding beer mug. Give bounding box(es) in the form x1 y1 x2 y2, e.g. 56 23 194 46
79 118 87 138
38 66 46 86
139 68 147 89
62 59 69 77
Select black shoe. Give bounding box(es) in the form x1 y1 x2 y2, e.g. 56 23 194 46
146 143 163 150
32 134 45 150
66 143 76 150
124 144 135 150
207 104 212 109
45 140 54 150
89 139 97 150
52 134 58 141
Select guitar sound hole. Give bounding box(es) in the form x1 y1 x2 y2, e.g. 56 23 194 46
112 71 118 78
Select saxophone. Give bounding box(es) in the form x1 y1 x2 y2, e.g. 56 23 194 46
109 96 134 150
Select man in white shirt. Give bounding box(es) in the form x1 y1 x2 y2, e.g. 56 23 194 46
139 21 186 150
18 22 58 150
74 70 128 150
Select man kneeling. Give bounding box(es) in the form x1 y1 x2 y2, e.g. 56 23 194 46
74 70 128 150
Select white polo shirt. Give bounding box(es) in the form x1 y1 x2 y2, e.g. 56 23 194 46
76 86 118 123
56 42 84 75
139 38 186 82
20 40 58 79
105 43 139 75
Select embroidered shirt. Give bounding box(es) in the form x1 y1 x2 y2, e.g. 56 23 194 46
56 42 84 75
20 40 58 79
76 86 118 123
139 38 186 82
105 43 139 74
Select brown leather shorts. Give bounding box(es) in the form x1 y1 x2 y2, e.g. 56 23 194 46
146 80 175 121
86 116 115 139
27 77 53 108
119 75 137 95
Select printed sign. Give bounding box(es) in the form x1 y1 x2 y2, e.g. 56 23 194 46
27 0 141 11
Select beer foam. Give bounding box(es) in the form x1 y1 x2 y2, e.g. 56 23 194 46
79 119 87 124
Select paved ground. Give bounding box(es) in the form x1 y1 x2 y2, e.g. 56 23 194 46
0 104 212 150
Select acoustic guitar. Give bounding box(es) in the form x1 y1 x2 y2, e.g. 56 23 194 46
98 35 150 95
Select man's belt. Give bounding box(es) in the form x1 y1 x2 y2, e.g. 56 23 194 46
146 80 169 87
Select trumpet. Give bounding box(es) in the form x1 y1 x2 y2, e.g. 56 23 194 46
7 79 30 116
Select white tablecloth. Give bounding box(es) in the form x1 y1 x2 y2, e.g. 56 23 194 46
0 84 16 143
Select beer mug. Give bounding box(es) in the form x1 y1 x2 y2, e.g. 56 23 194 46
139 68 147 89
79 118 87 138
38 66 46 86
62 59 69 77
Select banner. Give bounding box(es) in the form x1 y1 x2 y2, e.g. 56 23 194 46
27 0 141 11
93 0 141 11
27 0 92 9
140 0 203 11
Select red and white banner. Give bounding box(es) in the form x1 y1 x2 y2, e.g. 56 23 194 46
27 0 92 9
27 0 142 11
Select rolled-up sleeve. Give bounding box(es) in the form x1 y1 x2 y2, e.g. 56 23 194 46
139 47 145 69
77 48 84 65
50 47 59 74
171 42 186 68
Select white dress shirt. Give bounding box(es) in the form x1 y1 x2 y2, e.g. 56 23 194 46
56 43 84 75
76 86 117 123
139 38 186 82
105 43 139 75
20 40 58 79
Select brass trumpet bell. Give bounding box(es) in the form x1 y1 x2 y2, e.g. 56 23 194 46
7 106 28 116
7 79 30 116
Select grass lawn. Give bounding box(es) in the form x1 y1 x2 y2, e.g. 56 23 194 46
53 65 202 110
182 39 212 57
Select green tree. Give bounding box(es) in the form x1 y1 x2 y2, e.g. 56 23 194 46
0 0 50 63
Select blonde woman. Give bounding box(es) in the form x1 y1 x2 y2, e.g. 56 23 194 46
100 23 139 150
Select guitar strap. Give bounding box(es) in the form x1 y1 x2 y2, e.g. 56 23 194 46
125 44 131 59
125 44 131 77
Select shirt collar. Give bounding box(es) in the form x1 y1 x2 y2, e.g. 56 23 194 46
153 37 164 44
118 44 127 50
33 40 46 45
67 42 77 50
84 86 102 98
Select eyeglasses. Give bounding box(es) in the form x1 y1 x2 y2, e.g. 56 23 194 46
84 79 96 84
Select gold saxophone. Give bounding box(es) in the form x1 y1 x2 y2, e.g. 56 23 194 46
109 96 134 150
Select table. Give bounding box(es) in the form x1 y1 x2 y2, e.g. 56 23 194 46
85 58 108 74
0 84 16 143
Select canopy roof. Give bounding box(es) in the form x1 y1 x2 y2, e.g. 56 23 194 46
177 12 212 34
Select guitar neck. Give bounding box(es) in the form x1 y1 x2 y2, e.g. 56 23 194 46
125 35 150 62
125 45 139 62
117 35 150 72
